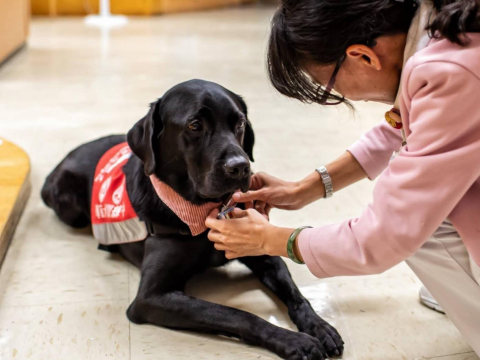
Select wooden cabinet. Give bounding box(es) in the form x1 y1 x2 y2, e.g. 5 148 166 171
31 0 257 16
0 0 29 64
0 139 30 266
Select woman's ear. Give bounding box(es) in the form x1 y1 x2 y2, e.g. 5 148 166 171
127 99 164 176
346 44 382 71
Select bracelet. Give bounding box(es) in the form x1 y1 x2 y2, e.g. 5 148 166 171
287 226 312 264
316 166 333 198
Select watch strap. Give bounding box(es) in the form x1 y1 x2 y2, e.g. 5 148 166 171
316 166 333 198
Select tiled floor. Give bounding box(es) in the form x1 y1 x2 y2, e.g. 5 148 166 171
0 4 478 360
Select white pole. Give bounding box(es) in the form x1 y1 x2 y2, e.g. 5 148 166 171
100 0 110 17
85 0 128 28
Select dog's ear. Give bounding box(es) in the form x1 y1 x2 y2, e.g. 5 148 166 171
127 99 163 176
244 121 255 162
236 95 255 162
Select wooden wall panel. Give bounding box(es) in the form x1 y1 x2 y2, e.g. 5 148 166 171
0 0 29 63
31 0 257 16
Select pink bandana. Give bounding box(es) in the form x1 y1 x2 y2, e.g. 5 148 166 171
150 175 222 236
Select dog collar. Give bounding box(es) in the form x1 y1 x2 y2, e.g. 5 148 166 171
150 175 222 236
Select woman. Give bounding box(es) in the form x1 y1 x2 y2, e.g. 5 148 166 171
205 0 480 353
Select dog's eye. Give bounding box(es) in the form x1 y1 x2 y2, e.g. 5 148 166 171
188 120 202 131
237 120 246 131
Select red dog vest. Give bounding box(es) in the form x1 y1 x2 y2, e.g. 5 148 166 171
91 143 148 245
91 142 222 245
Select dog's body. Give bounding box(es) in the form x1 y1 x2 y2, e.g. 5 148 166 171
41 80 343 360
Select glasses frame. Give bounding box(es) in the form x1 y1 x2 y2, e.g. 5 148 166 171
319 54 347 105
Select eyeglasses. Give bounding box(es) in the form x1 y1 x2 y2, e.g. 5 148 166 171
319 54 346 106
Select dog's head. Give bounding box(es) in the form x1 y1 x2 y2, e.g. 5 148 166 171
127 79 255 204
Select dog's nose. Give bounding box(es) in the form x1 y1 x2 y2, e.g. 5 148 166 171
224 156 250 179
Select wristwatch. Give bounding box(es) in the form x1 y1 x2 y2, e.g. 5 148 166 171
316 166 333 198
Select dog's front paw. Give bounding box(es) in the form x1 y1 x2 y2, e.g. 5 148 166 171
298 317 344 358
275 330 327 360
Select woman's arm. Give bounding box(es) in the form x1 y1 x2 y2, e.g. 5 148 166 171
234 122 403 211
320 151 369 195
298 61 480 278
233 151 369 211
289 151 370 207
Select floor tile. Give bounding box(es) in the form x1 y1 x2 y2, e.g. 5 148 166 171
419 352 480 360
0 300 130 360
0 193 129 307
130 261 352 359
330 263 473 360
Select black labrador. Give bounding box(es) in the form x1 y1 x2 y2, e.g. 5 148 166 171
41 79 344 360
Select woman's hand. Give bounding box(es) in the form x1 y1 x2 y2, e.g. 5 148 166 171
205 207 293 259
233 153 369 216
232 171 325 216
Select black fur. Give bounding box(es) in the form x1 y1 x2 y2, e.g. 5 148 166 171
41 79 343 360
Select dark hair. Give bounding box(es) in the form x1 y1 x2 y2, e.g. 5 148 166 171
428 0 480 44
268 0 479 105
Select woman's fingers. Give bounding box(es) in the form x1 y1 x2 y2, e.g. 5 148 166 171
205 206 271 259
207 208 220 219
205 209 222 230
213 243 229 251
254 201 267 215
245 201 254 210
275 204 296 210
232 189 266 203
265 204 272 218
231 207 249 218
225 251 239 259
207 229 223 243
207 229 238 256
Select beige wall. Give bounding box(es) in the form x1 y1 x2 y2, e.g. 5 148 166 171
0 0 30 64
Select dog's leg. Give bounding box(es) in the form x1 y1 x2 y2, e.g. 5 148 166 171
127 237 329 360
239 256 344 357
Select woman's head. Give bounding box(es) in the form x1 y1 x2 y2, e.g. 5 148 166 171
268 0 479 106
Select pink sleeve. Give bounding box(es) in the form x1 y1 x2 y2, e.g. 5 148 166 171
298 61 480 278
348 122 403 180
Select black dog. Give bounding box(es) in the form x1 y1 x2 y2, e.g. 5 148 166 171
41 80 344 360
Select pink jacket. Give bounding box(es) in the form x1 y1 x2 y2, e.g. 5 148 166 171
298 34 480 278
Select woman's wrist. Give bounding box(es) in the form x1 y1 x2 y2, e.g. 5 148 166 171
262 225 306 263
295 172 326 207
262 225 294 258
292 152 369 208
293 234 305 263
